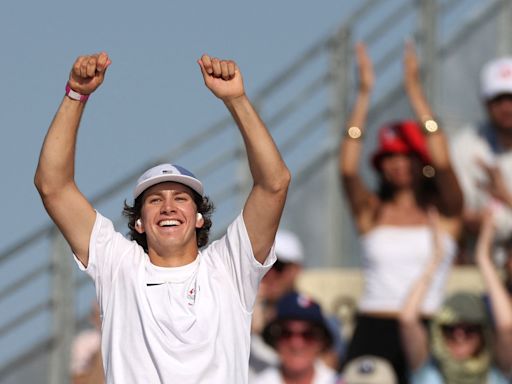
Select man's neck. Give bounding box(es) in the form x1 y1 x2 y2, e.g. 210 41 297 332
281 366 315 384
148 247 198 267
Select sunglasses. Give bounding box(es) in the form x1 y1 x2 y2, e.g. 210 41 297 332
441 324 482 339
276 326 324 343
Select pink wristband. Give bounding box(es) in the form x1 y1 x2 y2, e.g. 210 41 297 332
65 83 90 102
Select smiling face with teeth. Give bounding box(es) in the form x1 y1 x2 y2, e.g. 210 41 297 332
135 181 205 267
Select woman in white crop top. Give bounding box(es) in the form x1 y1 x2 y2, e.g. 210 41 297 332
338 42 463 384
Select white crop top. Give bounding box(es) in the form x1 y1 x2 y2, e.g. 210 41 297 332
358 226 457 314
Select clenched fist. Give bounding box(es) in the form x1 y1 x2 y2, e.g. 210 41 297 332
198 54 245 102
68 52 111 95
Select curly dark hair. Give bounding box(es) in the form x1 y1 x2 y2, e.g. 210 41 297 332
122 190 214 252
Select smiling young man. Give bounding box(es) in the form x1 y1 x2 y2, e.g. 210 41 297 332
35 52 290 383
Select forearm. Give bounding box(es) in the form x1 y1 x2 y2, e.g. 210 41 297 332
478 257 512 370
224 94 290 262
406 81 463 214
35 97 86 195
339 90 370 176
400 260 438 323
433 167 464 217
400 256 441 369
406 85 451 166
477 257 512 331
224 95 290 192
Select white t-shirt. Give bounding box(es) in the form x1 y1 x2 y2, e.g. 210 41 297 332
358 226 456 314
75 211 275 384
451 124 512 241
250 360 338 384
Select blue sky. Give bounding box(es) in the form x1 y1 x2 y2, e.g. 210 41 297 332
0 0 367 365
0 0 361 249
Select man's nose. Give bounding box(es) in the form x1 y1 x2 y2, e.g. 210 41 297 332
160 198 176 214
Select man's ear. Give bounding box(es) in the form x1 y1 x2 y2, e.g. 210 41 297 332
196 212 204 228
135 218 145 234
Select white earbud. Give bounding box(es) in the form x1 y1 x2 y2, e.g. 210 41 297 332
196 212 203 221
135 219 142 228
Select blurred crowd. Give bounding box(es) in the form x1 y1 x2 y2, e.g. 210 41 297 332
70 46 512 383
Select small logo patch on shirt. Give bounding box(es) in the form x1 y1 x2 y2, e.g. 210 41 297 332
186 286 197 305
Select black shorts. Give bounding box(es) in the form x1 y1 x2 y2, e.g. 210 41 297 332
343 314 409 384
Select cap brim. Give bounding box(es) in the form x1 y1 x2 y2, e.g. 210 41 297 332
133 174 204 199
482 87 512 100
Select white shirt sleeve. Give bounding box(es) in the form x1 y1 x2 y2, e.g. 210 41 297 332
73 211 144 313
203 211 276 312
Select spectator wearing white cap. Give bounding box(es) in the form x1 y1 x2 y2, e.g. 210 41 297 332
451 57 512 252
341 356 397 384
260 230 304 317
250 230 305 377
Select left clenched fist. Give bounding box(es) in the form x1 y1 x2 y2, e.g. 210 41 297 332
198 54 245 101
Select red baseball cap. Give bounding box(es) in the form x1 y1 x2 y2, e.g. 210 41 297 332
371 120 431 170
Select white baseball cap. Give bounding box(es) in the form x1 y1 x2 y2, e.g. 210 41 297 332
342 356 397 384
133 163 204 199
481 57 512 100
275 230 304 264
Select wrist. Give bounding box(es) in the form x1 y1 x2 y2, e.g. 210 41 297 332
222 93 247 107
420 117 440 134
345 126 364 140
65 83 89 102
358 87 372 97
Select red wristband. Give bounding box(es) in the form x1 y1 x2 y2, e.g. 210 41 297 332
65 83 90 102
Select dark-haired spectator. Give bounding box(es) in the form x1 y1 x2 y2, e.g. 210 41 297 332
339 41 462 384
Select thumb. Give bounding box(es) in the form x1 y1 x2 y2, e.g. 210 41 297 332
96 52 111 74
197 60 208 78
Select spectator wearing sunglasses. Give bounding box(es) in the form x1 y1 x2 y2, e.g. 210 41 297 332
399 209 512 383
250 230 305 376
250 292 338 384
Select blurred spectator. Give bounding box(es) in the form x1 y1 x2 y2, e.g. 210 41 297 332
340 355 397 384
250 230 346 378
451 57 512 255
250 292 338 384
70 301 104 384
250 229 305 376
258 229 305 326
339 42 462 384
400 209 512 383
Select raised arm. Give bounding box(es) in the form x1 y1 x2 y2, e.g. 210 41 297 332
338 43 378 230
198 55 290 264
34 52 111 267
475 209 512 372
403 42 463 217
399 209 445 370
